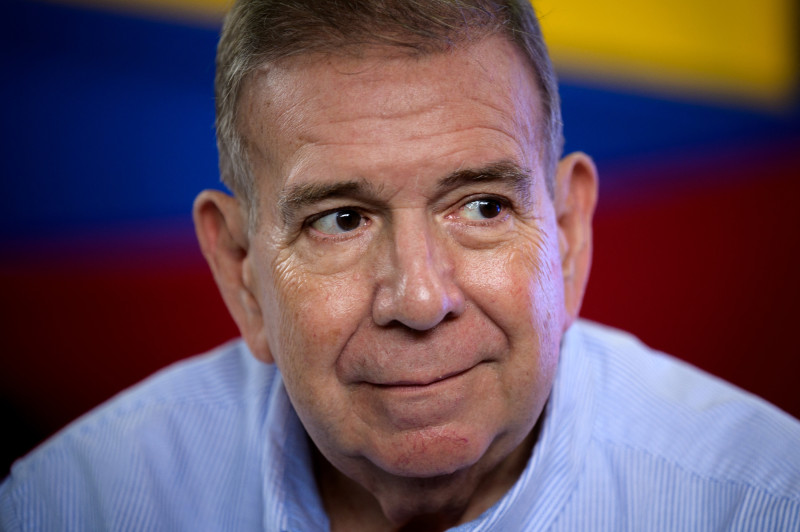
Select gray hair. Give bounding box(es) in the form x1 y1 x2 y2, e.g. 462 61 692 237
215 0 563 219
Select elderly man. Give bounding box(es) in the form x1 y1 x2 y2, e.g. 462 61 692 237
2 1 799 530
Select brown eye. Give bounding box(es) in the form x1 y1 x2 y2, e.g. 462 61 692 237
335 210 362 231
461 199 504 221
311 209 365 235
478 200 502 218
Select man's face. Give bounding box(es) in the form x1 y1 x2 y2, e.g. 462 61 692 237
239 36 572 482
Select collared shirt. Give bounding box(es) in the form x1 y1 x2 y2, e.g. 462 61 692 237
2 320 799 531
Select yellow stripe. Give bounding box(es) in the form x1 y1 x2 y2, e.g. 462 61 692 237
44 0 797 105
534 0 796 105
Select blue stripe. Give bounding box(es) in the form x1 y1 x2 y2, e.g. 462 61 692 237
2 0 799 240
2 0 221 238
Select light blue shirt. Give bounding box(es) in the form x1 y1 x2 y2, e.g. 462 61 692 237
2 321 799 531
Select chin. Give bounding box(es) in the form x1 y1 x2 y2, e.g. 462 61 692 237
367 423 495 479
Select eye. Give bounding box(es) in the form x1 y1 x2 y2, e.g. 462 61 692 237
310 209 366 235
459 198 505 221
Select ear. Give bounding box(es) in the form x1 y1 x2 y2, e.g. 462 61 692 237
193 190 273 363
554 152 598 329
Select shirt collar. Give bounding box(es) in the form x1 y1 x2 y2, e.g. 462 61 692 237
261 375 330 532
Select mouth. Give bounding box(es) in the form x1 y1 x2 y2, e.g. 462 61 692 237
371 366 475 389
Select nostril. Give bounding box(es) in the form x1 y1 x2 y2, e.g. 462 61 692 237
372 278 465 331
442 309 461 322
372 226 466 330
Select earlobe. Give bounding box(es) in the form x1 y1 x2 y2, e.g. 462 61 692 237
554 152 599 328
193 190 274 363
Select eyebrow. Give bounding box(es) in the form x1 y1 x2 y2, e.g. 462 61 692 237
278 160 533 224
279 180 383 224
437 161 533 207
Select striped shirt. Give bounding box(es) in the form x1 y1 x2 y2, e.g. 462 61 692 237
2 320 799 530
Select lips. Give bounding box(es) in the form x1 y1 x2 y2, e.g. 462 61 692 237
354 362 485 432
369 365 476 388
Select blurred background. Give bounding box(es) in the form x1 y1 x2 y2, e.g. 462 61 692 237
1 0 798 476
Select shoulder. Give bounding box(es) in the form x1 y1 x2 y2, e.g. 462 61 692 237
1 339 278 531
571 320 800 500
16 338 276 458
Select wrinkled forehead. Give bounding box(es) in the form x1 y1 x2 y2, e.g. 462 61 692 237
237 36 545 189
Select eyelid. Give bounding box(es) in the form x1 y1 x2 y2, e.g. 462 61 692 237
304 206 372 240
305 205 369 226
451 194 513 218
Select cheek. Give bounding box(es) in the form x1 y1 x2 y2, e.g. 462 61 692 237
464 224 564 379
267 251 370 379
519 229 564 368
502 233 564 419
466 224 562 321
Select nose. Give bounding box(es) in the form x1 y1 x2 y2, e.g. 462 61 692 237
372 215 466 330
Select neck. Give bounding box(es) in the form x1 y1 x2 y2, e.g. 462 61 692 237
314 419 541 531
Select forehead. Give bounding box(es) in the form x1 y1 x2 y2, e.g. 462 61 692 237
239 36 543 195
